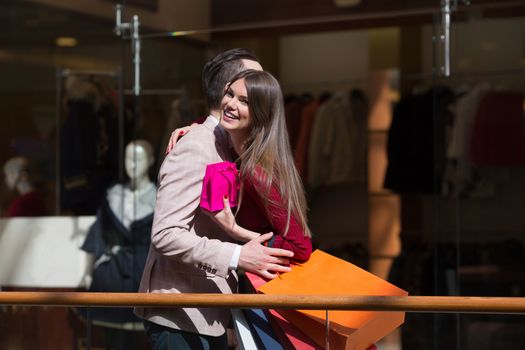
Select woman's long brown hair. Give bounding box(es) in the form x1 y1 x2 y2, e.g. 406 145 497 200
229 70 311 237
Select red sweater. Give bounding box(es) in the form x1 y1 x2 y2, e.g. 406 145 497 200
236 174 312 262
6 191 47 217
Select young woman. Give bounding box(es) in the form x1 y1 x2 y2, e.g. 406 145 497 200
209 69 312 262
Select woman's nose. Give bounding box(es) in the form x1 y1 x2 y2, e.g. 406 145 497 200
226 97 238 109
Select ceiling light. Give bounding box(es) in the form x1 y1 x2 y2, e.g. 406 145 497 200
334 0 361 7
55 37 77 47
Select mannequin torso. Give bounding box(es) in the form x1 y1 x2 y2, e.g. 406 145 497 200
107 182 156 229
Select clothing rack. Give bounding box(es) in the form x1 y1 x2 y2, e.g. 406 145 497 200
401 68 525 97
283 77 369 95
58 69 120 78
401 68 525 82
282 68 525 95
123 88 185 96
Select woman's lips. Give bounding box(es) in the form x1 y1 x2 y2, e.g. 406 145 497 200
223 110 239 120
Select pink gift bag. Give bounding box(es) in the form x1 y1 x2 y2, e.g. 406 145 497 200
200 161 239 212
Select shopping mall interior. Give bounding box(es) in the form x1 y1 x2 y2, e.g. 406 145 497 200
1 0 525 349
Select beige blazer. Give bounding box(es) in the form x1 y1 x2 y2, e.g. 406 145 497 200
135 116 239 337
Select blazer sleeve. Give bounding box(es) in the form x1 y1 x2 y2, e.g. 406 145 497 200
151 132 237 278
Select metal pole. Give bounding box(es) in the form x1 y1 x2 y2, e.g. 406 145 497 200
114 4 130 36
114 5 141 97
132 15 141 97
441 0 451 76
55 68 62 215
113 4 142 180
117 66 125 181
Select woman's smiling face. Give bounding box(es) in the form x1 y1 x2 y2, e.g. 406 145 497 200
220 77 251 136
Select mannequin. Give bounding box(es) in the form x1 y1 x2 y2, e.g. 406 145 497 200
60 74 118 215
3 157 47 217
78 140 156 349
107 140 156 229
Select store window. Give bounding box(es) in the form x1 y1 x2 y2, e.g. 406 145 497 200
1 1 524 349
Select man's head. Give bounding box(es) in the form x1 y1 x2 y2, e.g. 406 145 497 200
202 48 263 111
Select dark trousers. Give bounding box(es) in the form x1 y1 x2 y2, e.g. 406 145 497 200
143 320 228 350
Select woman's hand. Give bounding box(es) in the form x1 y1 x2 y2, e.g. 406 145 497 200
205 196 260 242
165 123 198 154
208 195 236 235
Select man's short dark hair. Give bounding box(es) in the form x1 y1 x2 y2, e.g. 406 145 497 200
202 48 260 110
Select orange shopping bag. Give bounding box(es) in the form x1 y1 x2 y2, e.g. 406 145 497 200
256 250 408 350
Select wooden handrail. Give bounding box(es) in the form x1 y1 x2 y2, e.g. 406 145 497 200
0 292 524 314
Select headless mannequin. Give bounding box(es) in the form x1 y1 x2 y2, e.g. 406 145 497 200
107 140 156 229
3 157 46 217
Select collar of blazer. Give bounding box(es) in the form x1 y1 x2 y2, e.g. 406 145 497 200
202 115 234 161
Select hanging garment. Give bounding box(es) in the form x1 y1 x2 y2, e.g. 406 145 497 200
60 99 118 214
5 190 48 217
285 97 306 153
294 99 321 182
384 87 454 194
308 92 366 188
469 91 525 166
442 83 490 196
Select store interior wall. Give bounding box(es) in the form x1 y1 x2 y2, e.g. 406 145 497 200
279 30 369 90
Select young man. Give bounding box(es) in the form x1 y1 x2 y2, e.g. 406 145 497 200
136 48 294 350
